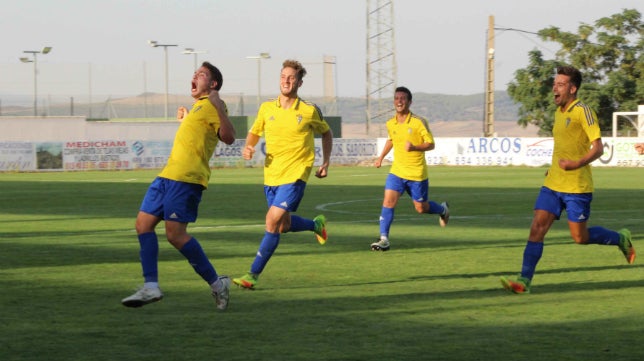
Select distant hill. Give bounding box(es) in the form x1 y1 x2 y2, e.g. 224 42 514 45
1 91 520 124
312 91 520 124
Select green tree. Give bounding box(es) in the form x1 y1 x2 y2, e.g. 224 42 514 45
508 8 643 136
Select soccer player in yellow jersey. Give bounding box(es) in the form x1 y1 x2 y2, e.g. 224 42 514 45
122 62 236 310
501 66 635 294
371 86 449 251
232 59 333 289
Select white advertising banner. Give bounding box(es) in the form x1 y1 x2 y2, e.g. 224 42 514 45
376 137 643 168
130 140 174 169
62 141 131 170
595 137 644 167
0 142 35 171
0 137 641 172
223 138 380 167
329 139 379 165
210 139 248 168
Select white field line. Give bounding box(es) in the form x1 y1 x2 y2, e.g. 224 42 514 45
44 196 638 235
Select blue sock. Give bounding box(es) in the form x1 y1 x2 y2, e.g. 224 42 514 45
138 232 159 283
250 231 280 274
288 215 314 232
379 206 394 237
180 237 218 285
427 201 444 215
587 226 620 245
520 241 543 281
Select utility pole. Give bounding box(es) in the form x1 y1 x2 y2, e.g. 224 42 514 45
484 18 540 137
484 15 495 137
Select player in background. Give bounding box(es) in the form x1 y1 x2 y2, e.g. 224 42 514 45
232 59 333 290
121 61 236 310
501 65 635 294
371 86 449 252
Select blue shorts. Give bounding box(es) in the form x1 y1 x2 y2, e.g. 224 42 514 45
264 180 306 212
384 173 428 203
534 186 592 223
140 177 204 223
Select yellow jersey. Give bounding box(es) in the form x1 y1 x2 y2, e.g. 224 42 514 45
387 112 434 181
544 99 601 193
250 97 330 186
159 96 221 188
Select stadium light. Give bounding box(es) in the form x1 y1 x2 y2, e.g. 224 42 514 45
182 48 207 71
149 40 178 119
20 46 53 116
246 52 271 111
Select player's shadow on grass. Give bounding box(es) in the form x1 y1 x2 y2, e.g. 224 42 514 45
406 263 642 282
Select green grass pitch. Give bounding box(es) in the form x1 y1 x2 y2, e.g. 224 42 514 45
0 166 642 361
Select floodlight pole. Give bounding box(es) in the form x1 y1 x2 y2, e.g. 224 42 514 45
149 40 178 119
20 47 52 116
183 48 207 71
246 53 271 112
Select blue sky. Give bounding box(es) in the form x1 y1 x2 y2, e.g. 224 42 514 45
1 0 641 102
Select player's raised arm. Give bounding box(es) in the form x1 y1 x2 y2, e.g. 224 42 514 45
209 90 236 145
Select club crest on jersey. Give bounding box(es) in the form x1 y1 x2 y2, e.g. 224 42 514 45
297 115 303 124
566 118 571 127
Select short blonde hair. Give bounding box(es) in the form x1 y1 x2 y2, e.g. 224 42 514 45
282 59 307 81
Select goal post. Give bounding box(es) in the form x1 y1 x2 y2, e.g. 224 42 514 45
612 104 644 138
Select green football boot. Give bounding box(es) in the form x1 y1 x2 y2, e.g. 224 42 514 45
233 273 258 290
500 275 531 294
